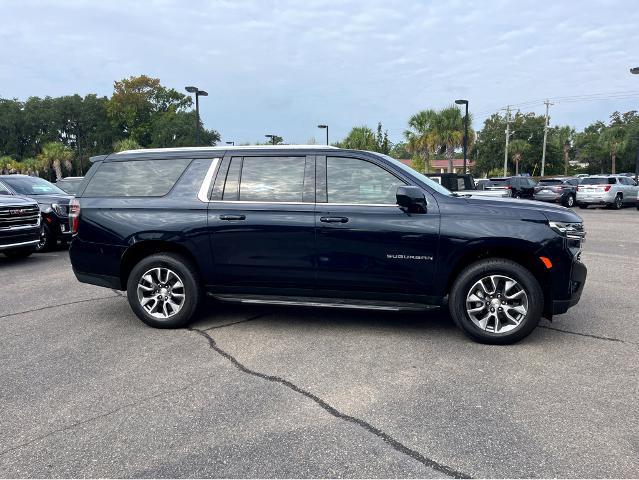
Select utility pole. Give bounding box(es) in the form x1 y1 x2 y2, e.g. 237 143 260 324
541 99 553 177
503 106 511 176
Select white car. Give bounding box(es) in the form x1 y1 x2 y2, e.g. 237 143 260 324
576 175 639 209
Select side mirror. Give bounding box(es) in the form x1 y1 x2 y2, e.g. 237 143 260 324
396 186 427 213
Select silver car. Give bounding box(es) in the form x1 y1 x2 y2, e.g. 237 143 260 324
576 175 639 209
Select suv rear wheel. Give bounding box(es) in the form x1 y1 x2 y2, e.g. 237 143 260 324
449 258 543 344
126 253 201 328
611 194 623 210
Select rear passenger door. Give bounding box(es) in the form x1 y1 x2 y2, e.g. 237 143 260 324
207 154 316 292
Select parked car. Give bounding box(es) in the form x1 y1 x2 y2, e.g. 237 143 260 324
69 146 587 344
576 175 639 209
0 183 40 259
485 176 537 199
0 175 74 251
533 177 580 207
55 176 84 195
426 173 510 198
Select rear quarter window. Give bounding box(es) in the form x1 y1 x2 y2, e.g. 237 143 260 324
83 159 192 197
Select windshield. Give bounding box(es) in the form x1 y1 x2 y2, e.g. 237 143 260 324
581 177 616 185
57 179 83 193
3 176 67 195
377 154 453 195
488 179 507 186
538 179 563 185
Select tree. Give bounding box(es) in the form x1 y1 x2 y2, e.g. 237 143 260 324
113 138 141 152
107 75 193 146
375 122 390 155
337 126 377 150
389 141 410 159
433 106 467 173
552 126 575 176
404 109 437 173
37 142 73 181
508 139 530 176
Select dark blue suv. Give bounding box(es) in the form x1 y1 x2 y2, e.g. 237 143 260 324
69 146 587 344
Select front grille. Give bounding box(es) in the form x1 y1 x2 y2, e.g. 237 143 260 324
0 205 40 229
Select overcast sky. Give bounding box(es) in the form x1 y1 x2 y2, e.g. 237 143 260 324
2 0 638 145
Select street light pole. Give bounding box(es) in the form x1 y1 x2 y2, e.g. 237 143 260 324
632 67 639 181
455 100 469 173
317 124 329 145
185 86 208 145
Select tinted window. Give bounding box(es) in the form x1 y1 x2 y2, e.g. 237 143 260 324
489 179 507 186
539 179 562 186
83 159 191 197
211 158 230 200
327 157 405 204
223 157 241 200
239 156 306 202
581 177 616 185
2 176 66 195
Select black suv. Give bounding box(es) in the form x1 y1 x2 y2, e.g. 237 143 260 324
0 175 73 251
487 176 537 199
0 184 40 258
69 146 587 344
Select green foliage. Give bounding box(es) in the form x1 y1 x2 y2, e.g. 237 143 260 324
337 124 388 153
37 142 74 181
389 141 410 159
113 138 141 152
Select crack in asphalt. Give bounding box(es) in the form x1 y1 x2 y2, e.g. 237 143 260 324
0 295 121 319
202 312 276 331
0 376 214 458
189 327 471 479
539 325 636 345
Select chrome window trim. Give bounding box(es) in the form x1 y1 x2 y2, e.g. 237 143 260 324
197 158 221 202
206 200 410 208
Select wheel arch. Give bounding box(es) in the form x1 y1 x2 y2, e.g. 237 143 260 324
120 240 201 290
443 242 553 317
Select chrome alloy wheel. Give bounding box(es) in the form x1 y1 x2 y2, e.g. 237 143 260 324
465 275 529 334
137 267 185 319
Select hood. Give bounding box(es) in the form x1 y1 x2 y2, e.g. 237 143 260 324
28 194 73 206
456 195 583 223
0 195 38 208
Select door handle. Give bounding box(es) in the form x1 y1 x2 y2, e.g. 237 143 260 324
320 216 349 223
219 214 246 221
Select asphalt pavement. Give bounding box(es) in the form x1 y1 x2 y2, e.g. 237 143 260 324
0 207 637 478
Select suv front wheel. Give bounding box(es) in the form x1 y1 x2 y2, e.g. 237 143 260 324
126 253 201 328
449 258 543 344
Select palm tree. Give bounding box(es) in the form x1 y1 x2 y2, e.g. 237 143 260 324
338 126 377 151
37 142 74 181
508 139 530 176
113 137 141 152
600 125 625 174
554 126 575 175
432 106 470 173
404 109 438 173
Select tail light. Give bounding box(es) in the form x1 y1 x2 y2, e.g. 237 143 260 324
603 185 611 192
69 197 80 234
577 186 581 191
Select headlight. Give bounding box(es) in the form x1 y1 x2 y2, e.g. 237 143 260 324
40 204 52 213
51 203 62 215
549 221 585 240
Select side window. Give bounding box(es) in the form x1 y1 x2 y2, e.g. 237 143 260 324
608 177 617 184
326 157 405 204
223 157 242 201
239 156 306 202
0 182 11 195
210 158 230 200
83 159 192 197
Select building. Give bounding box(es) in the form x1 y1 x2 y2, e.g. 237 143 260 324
399 158 475 174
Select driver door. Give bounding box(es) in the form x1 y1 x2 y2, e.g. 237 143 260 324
314 155 440 300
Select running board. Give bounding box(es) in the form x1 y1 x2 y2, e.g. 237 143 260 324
209 294 438 312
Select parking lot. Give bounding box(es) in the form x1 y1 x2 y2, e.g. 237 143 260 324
0 207 637 478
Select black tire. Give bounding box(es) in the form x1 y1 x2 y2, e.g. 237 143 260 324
449 258 543 344
513 192 521 199
611 194 623 210
35 223 56 252
563 194 575 208
126 253 201 328
4 247 35 259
